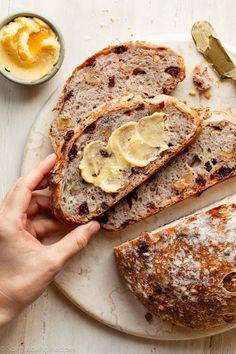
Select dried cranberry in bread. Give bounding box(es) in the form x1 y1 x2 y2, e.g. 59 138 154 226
114 196 236 329
102 111 236 230
49 41 185 152
49 95 201 225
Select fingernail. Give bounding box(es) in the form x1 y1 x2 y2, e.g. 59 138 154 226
46 153 56 160
88 221 100 233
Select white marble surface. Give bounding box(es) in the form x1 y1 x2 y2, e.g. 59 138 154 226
1 0 236 352
21 36 236 341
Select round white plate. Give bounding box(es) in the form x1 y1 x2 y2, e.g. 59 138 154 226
21 35 236 340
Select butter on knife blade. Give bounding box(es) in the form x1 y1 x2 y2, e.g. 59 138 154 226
191 21 236 80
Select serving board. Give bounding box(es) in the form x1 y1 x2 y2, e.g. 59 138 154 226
21 35 236 340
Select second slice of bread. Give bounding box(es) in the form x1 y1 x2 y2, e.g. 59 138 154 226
49 95 201 224
101 112 236 230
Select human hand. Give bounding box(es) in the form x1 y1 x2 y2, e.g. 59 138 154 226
0 154 100 326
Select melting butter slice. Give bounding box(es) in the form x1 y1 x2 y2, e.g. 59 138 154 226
79 141 124 193
108 122 136 167
108 112 168 167
137 112 168 150
108 121 157 167
79 141 105 182
95 162 124 193
79 112 169 193
116 136 157 167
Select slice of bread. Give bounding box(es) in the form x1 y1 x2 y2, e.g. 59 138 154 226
49 41 185 152
49 95 201 225
101 112 236 230
114 195 236 329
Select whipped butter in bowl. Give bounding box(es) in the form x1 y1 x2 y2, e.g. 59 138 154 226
0 13 64 85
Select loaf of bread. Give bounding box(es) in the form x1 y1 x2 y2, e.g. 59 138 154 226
101 112 236 230
49 95 201 224
114 196 236 329
49 41 185 152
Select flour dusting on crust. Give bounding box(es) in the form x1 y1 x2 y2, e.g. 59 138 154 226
115 200 236 328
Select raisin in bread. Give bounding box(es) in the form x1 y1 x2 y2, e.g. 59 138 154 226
49 95 201 225
102 111 236 230
114 195 236 329
49 41 185 152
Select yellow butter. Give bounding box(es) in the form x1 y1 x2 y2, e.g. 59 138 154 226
0 17 60 81
119 137 157 167
79 141 125 193
79 112 169 193
108 122 137 167
79 141 107 183
137 113 168 149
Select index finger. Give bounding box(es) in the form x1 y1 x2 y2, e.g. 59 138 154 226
24 153 57 192
2 153 57 217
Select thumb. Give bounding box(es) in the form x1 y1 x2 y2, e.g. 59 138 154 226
48 221 100 268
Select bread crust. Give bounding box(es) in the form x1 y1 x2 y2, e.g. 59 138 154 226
49 41 185 153
49 95 201 225
114 196 236 329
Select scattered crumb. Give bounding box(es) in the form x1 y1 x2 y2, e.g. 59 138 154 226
145 312 153 323
100 23 105 28
192 64 213 91
189 90 197 96
130 33 134 37
194 107 212 120
110 16 116 23
215 79 221 88
102 8 110 12
204 90 212 100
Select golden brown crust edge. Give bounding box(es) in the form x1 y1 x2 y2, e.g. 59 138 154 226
49 95 201 225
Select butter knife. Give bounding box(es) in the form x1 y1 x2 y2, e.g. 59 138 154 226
191 21 236 82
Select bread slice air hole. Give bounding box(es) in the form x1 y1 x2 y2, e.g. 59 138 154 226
223 272 236 292
188 155 201 168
